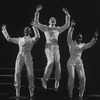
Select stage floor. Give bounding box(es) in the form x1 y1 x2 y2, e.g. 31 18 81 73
0 87 100 100
0 68 100 100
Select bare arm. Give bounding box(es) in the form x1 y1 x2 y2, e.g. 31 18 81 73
67 20 75 45
32 5 47 33
57 7 70 34
82 31 98 50
1 25 19 44
32 25 40 42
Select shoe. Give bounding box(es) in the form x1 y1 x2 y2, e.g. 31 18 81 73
41 78 47 89
16 88 20 97
55 80 59 89
79 97 83 100
68 90 73 99
79 90 84 98
30 88 34 97
69 92 72 99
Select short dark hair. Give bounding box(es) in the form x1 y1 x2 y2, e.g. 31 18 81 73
49 17 56 24
24 27 31 36
76 33 82 44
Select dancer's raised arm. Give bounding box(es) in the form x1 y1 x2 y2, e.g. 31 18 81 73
67 20 75 45
32 25 40 42
82 30 98 50
32 5 47 32
1 24 19 44
57 7 70 34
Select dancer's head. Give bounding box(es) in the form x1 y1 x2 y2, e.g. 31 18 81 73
76 33 82 44
49 17 56 28
24 27 31 36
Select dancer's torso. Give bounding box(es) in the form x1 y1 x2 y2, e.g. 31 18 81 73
68 42 84 66
44 27 59 44
18 36 33 55
44 28 59 52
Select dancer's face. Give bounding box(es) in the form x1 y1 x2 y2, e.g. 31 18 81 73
76 34 82 44
49 17 56 28
24 27 31 36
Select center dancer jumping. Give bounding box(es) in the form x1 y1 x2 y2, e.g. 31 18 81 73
1 24 40 97
32 5 70 89
67 20 98 99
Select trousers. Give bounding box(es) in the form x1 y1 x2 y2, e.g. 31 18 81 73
43 44 61 81
67 57 86 92
14 52 34 90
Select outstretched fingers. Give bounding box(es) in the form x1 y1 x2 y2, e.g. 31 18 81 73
71 20 75 27
62 7 69 14
36 4 43 12
1 24 6 30
94 29 99 40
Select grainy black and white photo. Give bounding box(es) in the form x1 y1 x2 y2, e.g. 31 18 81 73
0 0 100 100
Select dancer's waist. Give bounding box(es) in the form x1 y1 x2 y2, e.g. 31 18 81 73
46 38 58 44
45 42 58 49
19 49 31 53
70 54 81 59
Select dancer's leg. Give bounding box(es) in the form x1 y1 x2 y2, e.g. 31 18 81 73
76 61 86 98
14 54 24 97
67 60 75 98
54 48 61 89
25 52 34 97
42 48 54 89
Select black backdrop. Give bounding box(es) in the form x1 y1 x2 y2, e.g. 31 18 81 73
0 0 100 96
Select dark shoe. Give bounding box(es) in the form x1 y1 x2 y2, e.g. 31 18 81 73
79 90 84 98
68 91 73 99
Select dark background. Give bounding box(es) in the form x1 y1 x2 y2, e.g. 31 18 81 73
0 0 100 97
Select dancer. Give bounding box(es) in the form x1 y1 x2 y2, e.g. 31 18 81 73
67 20 98 99
1 24 40 97
31 5 70 89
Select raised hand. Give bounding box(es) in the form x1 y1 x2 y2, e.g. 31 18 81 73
1 24 6 30
62 7 69 14
1 24 10 40
71 20 75 27
31 20 34 26
36 4 43 12
31 20 37 27
94 29 99 40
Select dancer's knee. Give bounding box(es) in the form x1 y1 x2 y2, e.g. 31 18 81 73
47 59 54 66
79 76 86 91
15 63 22 74
79 75 86 85
55 65 61 81
68 76 74 82
27 67 34 76
55 54 60 62
14 72 21 88
79 69 86 81
15 67 21 79
68 79 74 91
